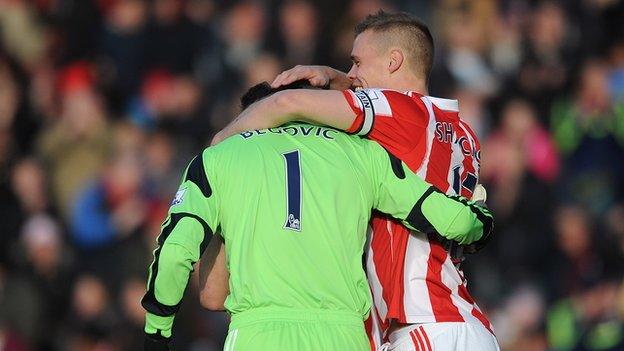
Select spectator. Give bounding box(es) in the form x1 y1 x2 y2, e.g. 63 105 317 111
494 98 559 183
0 0 45 70
439 6 499 96
62 275 117 351
548 205 622 300
69 150 147 249
551 59 624 215
481 99 557 280
99 0 150 112
208 52 283 134
37 62 112 219
19 215 73 349
0 319 29 351
608 41 624 102
516 1 578 119
114 277 148 350
146 0 203 74
220 1 267 70
547 280 623 351
274 0 322 67
491 285 548 351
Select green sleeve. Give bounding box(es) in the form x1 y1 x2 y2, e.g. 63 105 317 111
372 151 492 245
142 149 220 337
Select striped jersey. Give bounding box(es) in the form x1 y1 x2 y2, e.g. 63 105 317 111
342 88 492 344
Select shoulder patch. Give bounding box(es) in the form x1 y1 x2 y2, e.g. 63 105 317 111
171 187 187 206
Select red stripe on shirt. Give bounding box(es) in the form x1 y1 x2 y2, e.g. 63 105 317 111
367 92 430 170
424 114 453 194
386 220 410 322
457 283 493 334
425 237 464 322
472 308 494 335
460 119 481 151
363 312 376 351
369 214 395 320
342 90 364 134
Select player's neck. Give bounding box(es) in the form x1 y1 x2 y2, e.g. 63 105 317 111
388 78 428 95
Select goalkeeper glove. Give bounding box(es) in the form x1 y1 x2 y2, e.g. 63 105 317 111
442 184 492 261
463 184 492 254
144 332 173 351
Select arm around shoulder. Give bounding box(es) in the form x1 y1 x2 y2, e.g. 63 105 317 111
213 89 357 143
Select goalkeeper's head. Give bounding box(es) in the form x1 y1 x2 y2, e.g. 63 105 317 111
240 79 326 110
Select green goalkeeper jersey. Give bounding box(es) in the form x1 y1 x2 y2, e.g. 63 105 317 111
142 123 492 337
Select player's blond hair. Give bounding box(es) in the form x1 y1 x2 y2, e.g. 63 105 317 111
355 10 434 82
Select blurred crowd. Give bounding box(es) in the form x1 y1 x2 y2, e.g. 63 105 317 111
0 0 623 350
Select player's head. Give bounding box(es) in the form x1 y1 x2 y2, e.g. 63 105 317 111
241 79 321 110
348 10 434 91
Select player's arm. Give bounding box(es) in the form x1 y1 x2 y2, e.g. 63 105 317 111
373 151 493 245
198 238 228 311
213 86 423 163
212 89 356 145
142 150 220 350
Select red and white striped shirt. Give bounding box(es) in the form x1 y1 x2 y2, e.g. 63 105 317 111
343 88 492 347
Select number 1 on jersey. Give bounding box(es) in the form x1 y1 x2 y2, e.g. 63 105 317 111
282 150 302 231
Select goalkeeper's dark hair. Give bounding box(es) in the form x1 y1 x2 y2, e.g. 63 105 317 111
240 79 324 110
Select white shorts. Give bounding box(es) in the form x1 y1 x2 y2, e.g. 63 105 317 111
379 322 500 351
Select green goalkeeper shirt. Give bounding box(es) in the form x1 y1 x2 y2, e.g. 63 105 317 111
142 123 492 337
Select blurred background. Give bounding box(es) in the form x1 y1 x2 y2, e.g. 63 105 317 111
0 0 623 350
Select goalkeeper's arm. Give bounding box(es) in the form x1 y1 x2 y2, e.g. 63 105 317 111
141 215 212 350
438 184 493 262
141 151 220 350
374 154 493 246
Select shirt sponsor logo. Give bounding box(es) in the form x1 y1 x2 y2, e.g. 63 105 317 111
435 122 454 143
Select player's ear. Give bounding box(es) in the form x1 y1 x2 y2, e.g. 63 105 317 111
388 49 404 74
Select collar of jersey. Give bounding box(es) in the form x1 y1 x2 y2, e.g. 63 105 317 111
424 96 459 112
399 90 459 112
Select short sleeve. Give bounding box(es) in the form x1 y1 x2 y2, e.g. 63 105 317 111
343 89 430 163
168 149 220 232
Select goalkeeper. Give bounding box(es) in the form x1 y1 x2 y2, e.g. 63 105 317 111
141 82 493 351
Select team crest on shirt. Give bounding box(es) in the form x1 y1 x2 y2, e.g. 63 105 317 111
171 187 187 206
